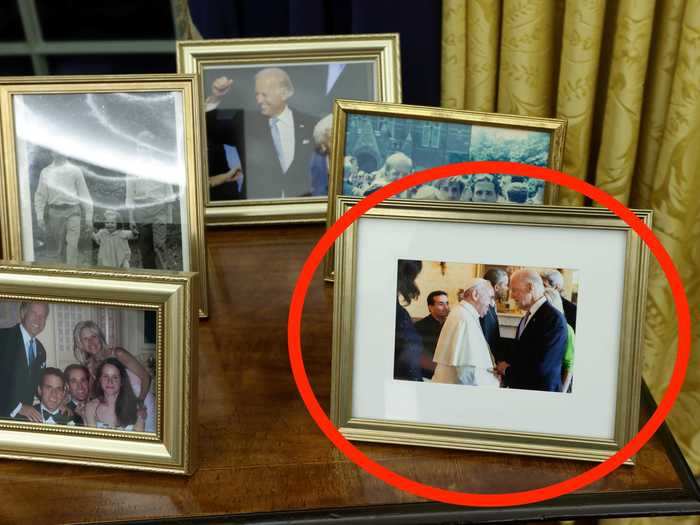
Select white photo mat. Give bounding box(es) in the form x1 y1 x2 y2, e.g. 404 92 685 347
350 216 627 440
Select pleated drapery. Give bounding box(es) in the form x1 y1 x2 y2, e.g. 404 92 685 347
442 0 700 493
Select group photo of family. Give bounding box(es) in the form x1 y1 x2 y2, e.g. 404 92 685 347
15 92 188 271
202 62 375 201
0 301 156 433
394 259 579 393
342 116 551 203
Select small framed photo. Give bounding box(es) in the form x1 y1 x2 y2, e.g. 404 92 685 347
177 34 402 226
0 263 198 474
0 75 210 317
331 197 650 463
323 100 567 279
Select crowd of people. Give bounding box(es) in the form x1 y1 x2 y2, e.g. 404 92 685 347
395 262 577 392
0 302 155 432
345 162 545 204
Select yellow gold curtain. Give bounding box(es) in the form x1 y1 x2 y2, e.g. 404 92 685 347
443 0 700 512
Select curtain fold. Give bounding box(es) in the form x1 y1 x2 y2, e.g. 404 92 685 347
442 0 700 493
497 0 557 117
594 0 656 204
555 0 606 206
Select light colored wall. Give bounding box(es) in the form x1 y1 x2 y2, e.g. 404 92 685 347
405 261 477 319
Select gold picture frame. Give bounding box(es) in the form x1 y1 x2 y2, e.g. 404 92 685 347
323 100 567 280
177 33 402 226
331 197 650 463
0 75 210 317
0 262 198 474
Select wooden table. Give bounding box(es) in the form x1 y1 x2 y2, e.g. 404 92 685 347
1 225 698 524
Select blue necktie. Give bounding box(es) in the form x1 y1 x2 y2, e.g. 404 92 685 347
269 117 285 171
27 338 36 367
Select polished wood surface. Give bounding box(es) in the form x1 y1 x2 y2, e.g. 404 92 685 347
0 225 690 524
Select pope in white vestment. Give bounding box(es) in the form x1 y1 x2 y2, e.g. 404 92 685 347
432 300 500 387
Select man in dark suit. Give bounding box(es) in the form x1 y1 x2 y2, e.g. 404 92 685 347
64 363 90 423
205 67 317 200
0 302 49 422
541 269 577 331
497 270 568 392
413 290 449 379
27 368 82 426
480 268 509 363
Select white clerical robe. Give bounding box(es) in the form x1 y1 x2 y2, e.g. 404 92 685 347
432 300 500 387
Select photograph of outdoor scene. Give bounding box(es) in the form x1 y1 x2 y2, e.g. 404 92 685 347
343 115 552 203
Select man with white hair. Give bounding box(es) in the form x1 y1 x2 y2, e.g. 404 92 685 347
496 269 568 392
541 269 577 331
432 277 500 386
205 67 316 199
363 152 413 197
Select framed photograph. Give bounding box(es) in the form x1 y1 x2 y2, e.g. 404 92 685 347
0 75 210 317
0 263 198 474
331 197 650 462
323 100 567 279
176 34 402 225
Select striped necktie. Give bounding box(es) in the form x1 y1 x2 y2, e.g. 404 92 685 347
516 311 531 339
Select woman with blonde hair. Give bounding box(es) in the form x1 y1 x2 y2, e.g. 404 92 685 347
73 320 155 431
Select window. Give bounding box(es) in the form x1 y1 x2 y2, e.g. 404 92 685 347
0 1 179 76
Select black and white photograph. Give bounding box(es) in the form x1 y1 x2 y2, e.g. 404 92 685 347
13 91 189 272
0 300 157 433
202 61 375 201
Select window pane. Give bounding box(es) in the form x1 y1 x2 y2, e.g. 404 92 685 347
37 0 174 40
0 56 34 76
47 54 176 75
0 2 25 41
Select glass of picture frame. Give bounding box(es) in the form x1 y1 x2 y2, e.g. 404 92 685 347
0 75 209 317
331 197 650 463
0 262 198 474
177 33 402 226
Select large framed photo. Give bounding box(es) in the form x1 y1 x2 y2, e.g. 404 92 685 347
0 75 210 317
0 263 198 474
177 34 402 226
331 197 650 463
323 100 567 279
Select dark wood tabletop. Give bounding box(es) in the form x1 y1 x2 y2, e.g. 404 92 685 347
0 225 697 525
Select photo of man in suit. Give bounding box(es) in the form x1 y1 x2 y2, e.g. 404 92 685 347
29 368 82 426
413 290 449 379
0 302 49 422
205 67 317 200
496 270 568 392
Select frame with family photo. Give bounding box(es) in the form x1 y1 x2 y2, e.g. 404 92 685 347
323 100 567 280
0 263 198 474
330 197 650 463
0 75 210 317
176 33 402 226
